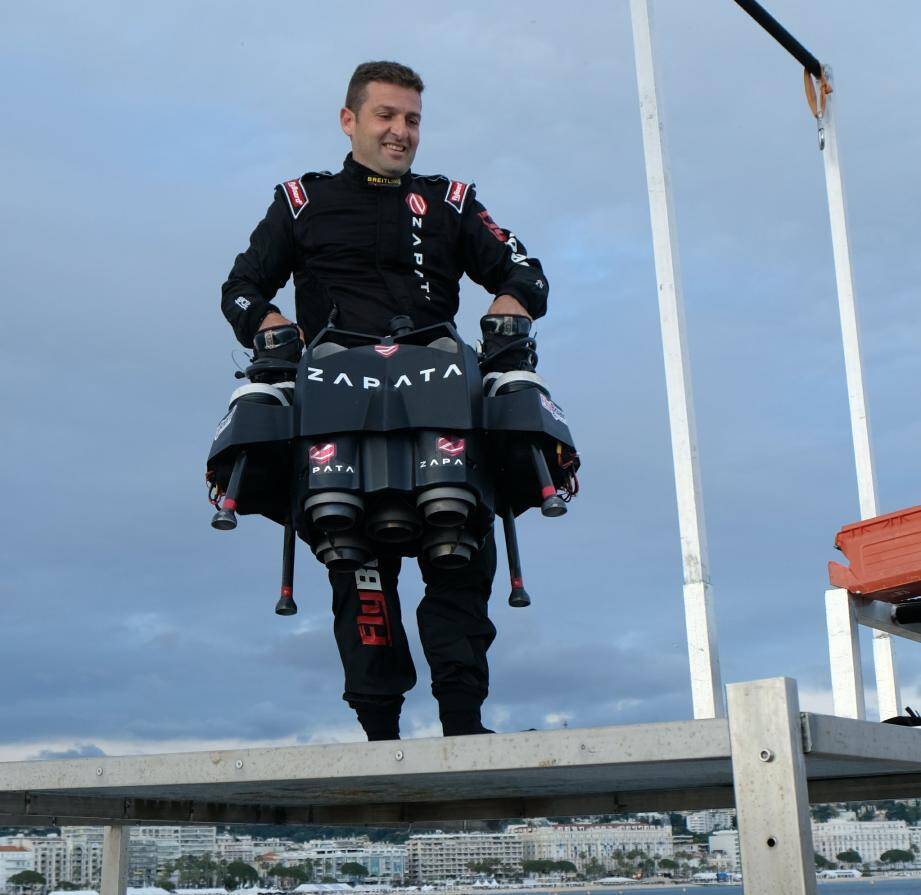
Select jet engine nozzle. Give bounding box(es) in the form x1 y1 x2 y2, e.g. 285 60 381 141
313 534 373 572
366 500 423 544
304 492 364 533
416 487 477 528
423 528 478 569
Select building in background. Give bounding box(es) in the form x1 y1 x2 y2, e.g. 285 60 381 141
30 837 68 890
301 839 405 884
811 819 911 864
215 833 255 864
178 827 217 859
127 839 159 887
512 822 674 873
909 826 921 854
686 810 735 834
129 827 180 867
0 826 221 892
61 828 104 888
0 845 34 890
407 832 521 883
0 836 69 891
707 830 740 871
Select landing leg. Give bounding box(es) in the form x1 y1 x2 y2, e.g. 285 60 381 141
275 519 298 615
501 507 530 608
211 451 248 530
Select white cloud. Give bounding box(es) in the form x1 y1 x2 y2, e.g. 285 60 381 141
543 712 573 727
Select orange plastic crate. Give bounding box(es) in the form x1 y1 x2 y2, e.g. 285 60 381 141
828 505 921 603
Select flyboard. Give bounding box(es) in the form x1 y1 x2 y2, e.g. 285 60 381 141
205 315 580 612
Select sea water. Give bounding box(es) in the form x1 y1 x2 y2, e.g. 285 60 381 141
579 881 921 893
529 882 921 894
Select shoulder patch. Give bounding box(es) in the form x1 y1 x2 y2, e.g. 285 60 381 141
281 178 309 219
444 179 471 213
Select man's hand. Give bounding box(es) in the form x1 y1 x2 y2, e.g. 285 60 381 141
258 311 304 342
259 311 295 331
487 294 531 320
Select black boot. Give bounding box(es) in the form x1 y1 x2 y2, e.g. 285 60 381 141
440 709 494 737
356 707 401 741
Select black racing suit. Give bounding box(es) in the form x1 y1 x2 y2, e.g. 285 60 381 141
221 153 548 736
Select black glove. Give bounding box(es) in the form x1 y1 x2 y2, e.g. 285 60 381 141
253 324 302 364
247 324 302 384
479 314 537 374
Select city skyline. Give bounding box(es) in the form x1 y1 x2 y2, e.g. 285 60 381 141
2 800 919 889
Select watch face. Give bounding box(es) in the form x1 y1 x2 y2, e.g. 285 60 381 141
486 315 530 336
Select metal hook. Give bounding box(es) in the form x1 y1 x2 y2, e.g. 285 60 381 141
803 67 831 151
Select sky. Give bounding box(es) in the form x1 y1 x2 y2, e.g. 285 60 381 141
2 0 920 762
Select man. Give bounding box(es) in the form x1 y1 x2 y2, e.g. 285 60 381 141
221 61 548 740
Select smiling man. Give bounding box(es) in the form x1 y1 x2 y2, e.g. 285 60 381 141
221 61 549 741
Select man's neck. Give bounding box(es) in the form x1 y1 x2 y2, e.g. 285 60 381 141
352 152 390 178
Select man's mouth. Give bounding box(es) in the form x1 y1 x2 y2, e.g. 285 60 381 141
382 142 406 153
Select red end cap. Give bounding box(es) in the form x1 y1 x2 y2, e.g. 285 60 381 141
541 485 556 499
511 577 524 589
280 586 293 598
223 498 237 511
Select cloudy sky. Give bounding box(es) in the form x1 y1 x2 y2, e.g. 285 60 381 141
2 0 920 761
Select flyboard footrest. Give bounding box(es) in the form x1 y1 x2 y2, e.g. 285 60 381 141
828 505 921 603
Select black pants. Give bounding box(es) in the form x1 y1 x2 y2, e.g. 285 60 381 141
330 529 497 721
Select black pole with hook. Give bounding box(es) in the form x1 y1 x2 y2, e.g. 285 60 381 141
732 0 822 78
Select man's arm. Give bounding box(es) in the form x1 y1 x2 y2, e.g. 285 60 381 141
458 185 548 321
221 189 297 347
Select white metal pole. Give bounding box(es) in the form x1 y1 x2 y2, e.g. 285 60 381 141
824 588 867 720
630 0 725 719
816 66 900 720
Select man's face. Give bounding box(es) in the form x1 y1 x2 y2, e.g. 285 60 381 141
340 81 421 178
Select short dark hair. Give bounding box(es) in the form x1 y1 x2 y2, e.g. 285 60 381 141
345 61 425 113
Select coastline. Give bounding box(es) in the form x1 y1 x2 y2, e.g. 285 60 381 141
393 873 921 893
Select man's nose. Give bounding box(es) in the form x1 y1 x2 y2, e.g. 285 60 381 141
389 118 409 141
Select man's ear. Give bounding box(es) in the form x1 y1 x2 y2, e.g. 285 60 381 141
340 106 355 137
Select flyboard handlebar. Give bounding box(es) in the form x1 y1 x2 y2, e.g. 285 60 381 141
205 318 580 612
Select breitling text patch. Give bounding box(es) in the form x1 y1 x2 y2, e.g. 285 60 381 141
282 179 308 218
444 179 470 213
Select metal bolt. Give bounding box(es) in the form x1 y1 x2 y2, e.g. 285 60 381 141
95 767 103 776
235 759 244 769
766 836 777 848
759 749 774 763
395 750 404 761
